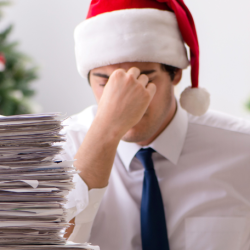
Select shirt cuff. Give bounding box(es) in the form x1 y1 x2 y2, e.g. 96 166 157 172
65 173 107 243
65 173 107 221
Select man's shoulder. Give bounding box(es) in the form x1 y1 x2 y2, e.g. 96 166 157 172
188 109 250 136
63 105 98 132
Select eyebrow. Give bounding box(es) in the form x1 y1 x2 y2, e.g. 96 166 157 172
92 73 109 79
92 70 156 79
140 70 156 75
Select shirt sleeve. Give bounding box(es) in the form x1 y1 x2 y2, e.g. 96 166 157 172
59 114 107 242
65 174 107 243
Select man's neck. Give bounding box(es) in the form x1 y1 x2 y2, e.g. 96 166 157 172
137 100 177 147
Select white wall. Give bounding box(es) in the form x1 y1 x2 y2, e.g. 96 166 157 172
2 0 95 116
2 0 250 119
179 0 250 120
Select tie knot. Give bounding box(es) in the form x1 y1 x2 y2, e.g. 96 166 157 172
135 148 155 171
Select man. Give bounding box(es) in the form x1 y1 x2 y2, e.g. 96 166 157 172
62 0 250 249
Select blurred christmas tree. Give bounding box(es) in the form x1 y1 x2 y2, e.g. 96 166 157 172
246 98 250 112
0 1 38 116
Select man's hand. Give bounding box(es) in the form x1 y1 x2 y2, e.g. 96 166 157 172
74 67 156 190
96 67 156 138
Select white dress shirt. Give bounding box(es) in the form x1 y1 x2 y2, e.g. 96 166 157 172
60 103 250 250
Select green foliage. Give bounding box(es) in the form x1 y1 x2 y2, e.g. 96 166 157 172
0 1 38 116
246 98 250 112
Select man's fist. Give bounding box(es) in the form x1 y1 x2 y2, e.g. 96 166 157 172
95 67 156 139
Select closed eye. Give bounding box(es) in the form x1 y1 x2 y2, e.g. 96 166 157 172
99 83 106 87
93 73 109 79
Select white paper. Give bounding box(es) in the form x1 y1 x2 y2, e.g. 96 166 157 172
21 180 39 188
0 187 59 193
0 113 95 249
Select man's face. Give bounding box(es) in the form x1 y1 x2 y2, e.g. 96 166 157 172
89 62 182 145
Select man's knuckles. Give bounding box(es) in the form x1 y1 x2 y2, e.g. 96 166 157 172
138 74 149 85
127 67 140 76
126 73 137 84
111 69 126 80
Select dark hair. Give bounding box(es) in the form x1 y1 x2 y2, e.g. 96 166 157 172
161 64 179 81
87 64 179 84
87 71 91 84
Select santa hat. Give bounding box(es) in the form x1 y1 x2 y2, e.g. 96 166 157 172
74 0 210 116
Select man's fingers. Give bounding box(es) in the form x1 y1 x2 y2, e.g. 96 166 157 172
146 82 157 100
138 74 149 87
127 67 141 79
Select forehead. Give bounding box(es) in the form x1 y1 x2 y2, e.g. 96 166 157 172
91 62 161 74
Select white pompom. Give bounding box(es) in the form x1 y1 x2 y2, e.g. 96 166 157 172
180 87 210 116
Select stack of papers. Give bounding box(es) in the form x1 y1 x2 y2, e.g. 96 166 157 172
0 114 99 250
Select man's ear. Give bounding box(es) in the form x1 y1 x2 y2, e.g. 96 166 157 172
173 69 182 86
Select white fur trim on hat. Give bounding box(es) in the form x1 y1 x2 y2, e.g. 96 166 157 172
180 87 210 116
74 8 190 78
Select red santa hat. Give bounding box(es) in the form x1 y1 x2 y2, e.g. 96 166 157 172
74 0 210 116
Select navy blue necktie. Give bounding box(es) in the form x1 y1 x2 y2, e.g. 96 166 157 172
136 148 170 250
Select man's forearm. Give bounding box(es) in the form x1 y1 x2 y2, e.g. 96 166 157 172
74 115 121 190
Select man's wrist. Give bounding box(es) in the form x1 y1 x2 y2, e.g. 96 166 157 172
93 114 125 144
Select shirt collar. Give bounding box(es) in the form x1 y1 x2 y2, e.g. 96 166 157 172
117 102 188 171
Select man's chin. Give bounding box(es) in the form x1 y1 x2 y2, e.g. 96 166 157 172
121 127 152 144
